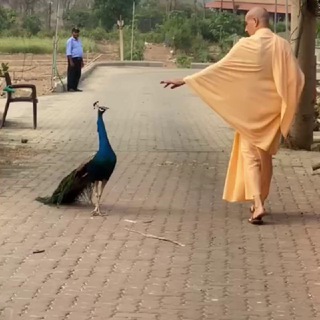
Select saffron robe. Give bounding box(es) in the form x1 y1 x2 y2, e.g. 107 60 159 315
183 28 305 202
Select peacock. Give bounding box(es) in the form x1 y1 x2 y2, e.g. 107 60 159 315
36 101 117 216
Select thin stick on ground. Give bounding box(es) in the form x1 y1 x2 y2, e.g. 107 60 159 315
125 228 185 247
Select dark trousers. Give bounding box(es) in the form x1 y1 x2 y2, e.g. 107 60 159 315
67 57 82 91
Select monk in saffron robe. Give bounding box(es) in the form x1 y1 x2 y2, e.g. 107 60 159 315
161 7 305 224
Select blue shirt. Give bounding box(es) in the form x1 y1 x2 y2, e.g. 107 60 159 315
66 37 83 58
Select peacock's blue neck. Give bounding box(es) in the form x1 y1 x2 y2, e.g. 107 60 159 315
97 112 115 157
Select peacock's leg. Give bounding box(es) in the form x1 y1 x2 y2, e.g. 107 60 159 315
96 180 107 215
91 180 108 216
91 181 100 216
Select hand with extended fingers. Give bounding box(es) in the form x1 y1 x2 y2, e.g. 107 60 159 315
160 79 185 89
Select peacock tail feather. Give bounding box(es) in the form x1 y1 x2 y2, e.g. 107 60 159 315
36 159 94 206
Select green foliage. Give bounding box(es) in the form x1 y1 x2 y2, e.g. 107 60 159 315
103 29 120 41
37 30 56 38
136 0 165 32
123 27 145 60
0 7 16 32
143 28 165 44
270 22 287 33
191 34 212 63
1 27 26 37
197 18 214 41
162 12 196 52
63 10 97 30
94 0 141 31
137 15 164 33
205 12 245 42
0 2 248 63
124 45 144 60
0 37 97 54
170 24 194 52
158 11 245 62
176 54 192 68
85 27 109 41
22 15 42 35
0 63 9 77
275 22 286 33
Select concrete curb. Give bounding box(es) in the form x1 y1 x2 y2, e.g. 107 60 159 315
190 63 211 69
54 60 165 93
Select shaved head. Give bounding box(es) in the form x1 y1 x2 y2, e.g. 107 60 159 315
245 7 270 36
246 7 269 25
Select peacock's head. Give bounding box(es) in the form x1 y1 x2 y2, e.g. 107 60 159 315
93 101 109 114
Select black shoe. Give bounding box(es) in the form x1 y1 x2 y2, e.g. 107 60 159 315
68 89 75 92
75 89 83 92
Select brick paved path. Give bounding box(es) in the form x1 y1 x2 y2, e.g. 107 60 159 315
1 67 320 320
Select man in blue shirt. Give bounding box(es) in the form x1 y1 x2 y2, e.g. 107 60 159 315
66 27 84 92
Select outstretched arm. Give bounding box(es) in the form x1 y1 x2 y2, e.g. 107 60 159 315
160 79 185 89
160 38 249 91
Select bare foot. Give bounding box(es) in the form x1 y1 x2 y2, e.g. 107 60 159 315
248 204 267 224
252 206 266 220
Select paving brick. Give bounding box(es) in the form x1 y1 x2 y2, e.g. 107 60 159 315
1 67 320 319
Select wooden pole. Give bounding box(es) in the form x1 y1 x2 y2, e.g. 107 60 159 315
285 0 289 40
117 17 124 61
274 0 278 32
51 0 60 90
130 0 136 61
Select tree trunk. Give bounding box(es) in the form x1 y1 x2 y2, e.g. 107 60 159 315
285 0 316 150
231 0 236 13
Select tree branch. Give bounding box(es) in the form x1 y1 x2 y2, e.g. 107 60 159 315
125 228 186 247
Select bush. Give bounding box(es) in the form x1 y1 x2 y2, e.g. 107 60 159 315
0 63 9 77
191 34 212 63
123 27 145 61
22 15 42 36
88 27 109 41
162 14 194 52
0 7 16 32
206 12 245 42
176 54 192 68
1 27 28 37
102 28 119 42
0 37 98 54
271 22 287 33
198 18 213 42
63 10 97 30
37 30 56 38
124 47 144 60
143 28 165 44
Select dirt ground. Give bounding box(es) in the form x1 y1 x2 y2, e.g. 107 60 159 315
0 52 104 96
144 43 176 68
0 143 38 165
0 42 175 97
0 42 175 166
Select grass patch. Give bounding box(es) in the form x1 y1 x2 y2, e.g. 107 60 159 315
0 37 98 54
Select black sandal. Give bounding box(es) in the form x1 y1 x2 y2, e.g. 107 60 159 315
248 210 267 225
248 216 264 225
